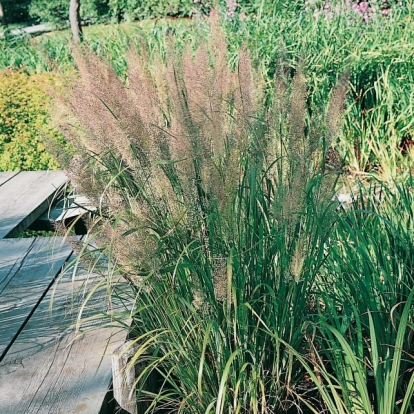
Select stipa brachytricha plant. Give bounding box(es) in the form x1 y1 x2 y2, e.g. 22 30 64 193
52 18 350 412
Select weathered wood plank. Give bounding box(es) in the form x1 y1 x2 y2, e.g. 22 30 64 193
0 237 74 358
112 341 139 414
0 172 19 188
0 171 67 239
0 245 129 414
34 195 95 232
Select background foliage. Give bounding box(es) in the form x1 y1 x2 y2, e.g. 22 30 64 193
1 1 413 175
28 0 110 26
1 0 32 25
3 0 212 26
1 0 275 26
0 70 62 171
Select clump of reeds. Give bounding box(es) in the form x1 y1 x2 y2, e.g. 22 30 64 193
51 17 351 413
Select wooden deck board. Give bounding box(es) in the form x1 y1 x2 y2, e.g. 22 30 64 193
0 237 129 414
0 171 67 239
0 237 74 358
0 172 19 187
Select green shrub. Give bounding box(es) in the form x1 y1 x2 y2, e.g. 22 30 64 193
27 0 209 26
0 70 62 171
28 0 110 26
107 0 210 21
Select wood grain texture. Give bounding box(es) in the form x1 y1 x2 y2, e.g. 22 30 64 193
0 172 19 187
0 239 130 414
0 171 67 239
0 237 74 358
112 341 139 414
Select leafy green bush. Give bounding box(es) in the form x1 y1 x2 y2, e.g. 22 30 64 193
108 0 210 21
28 0 110 26
27 0 210 26
0 70 62 170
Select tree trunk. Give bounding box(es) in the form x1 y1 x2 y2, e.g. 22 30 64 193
69 0 83 43
0 1 6 26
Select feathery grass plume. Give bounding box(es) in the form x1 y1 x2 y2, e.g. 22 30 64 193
288 63 308 161
289 236 308 282
53 27 253 271
234 44 258 119
51 20 352 411
72 49 152 171
127 44 185 214
282 65 309 230
326 72 350 148
321 72 350 178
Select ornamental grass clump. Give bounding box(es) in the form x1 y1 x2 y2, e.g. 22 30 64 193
52 20 349 412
